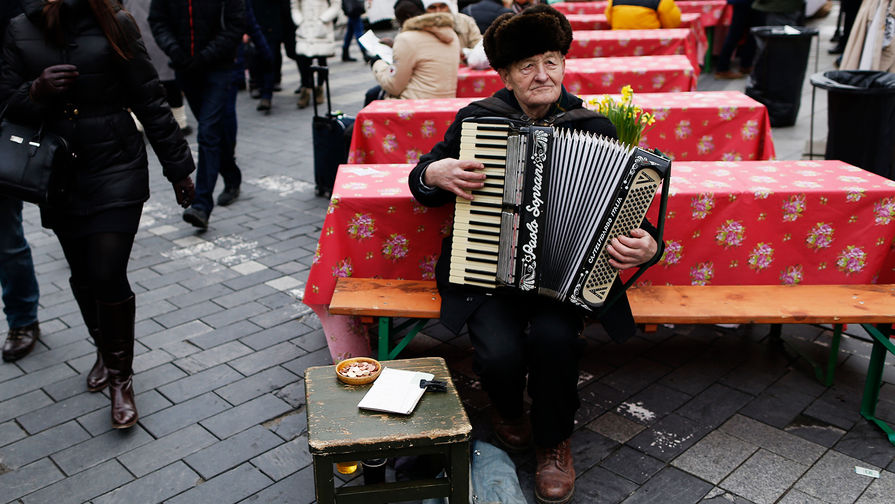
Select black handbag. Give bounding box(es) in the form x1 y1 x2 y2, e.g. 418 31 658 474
0 105 71 204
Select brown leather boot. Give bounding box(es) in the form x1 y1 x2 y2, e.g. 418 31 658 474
491 410 532 453
69 279 108 392
97 295 138 429
2 322 39 362
535 438 575 504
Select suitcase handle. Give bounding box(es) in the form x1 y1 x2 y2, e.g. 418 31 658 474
311 65 334 118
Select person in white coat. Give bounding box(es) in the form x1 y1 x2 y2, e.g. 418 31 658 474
291 0 341 108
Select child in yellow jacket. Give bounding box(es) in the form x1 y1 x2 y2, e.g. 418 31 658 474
606 0 682 29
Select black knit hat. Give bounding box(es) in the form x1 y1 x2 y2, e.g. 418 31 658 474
482 5 573 70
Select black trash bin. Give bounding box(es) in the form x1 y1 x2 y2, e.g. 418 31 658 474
810 71 895 180
745 26 819 127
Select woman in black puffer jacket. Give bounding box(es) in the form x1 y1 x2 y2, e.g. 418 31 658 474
0 0 195 429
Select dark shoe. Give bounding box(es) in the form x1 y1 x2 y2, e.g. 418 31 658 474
535 439 575 504
714 69 744 79
2 322 39 362
97 296 138 429
273 83 282 92
217 186 240 206
183 207 209 229
491 410 532 453
249 87 262 99
828 44 844 55
342 48 357 62
256 98 271 112
69 278 108 392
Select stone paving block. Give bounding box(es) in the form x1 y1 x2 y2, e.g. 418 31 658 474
118 423 217 477
132 348 175 374
17 339 94 373
216 366 299 406
0 421 26 448
855 469 895 504
0 420 90 469
174 340 255 374
257 291 302 311
0 362 24 383
599 445 665 485
162 339 203 358
777 489 826 503
677 383 754 428
140 319 214 349
291 326 328 353
249 433 313 481
619 466 712 504
282 347 333 378
213 284 278 309
237 465 315 504
783 414 847 448
42 373 94 402
794 450 876 503
136 298 177 321
229 341 305 376
158 364 244 403
0 458 65 502
720 449 808 504
188 319 263 350
20 459 132 504
600 357 672 398
166 282 236 308
720 414 826 465
166 462 273 504
249 303 312 329
579 380 632 412
672 430 758 484
628 413 712 463
274 379 307 408
739 382 816 429
222 268 282 291
51 425 153 475
134 362 188 391
140 392 231 438
0 363 76 402
264 408 308 441
575 465 639 503
0 389 53 424
93 460 200 504
18 391 108 434
570 427 618 474
615 383 691 426
134 282 190 304
78 389 172 436
201 393 294 439
154 300 225 329
832 418 895 469
240 320 313 351
202 301 269 329
587 411 646 444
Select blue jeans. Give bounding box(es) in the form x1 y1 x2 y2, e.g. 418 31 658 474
343 15 364 51
177 68 237 214
0 195 39 329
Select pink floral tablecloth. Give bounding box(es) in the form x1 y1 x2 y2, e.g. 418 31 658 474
347 91 775 166
566 12 702 30
305 161 895 360
569 29 701 68
555 0 733 27
457 56 698 97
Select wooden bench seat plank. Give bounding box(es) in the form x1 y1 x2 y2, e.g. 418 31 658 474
627 284 895 325
329 278 441 319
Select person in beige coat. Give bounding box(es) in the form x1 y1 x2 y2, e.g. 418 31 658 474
839 0 895 72
291 0 342 107
422 0 483 50
368 10 460 101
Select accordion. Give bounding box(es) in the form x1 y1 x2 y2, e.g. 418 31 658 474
450 118 671 312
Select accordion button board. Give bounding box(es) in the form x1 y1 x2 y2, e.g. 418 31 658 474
450 118 671 312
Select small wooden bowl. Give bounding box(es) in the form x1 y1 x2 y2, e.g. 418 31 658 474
335 357 382 385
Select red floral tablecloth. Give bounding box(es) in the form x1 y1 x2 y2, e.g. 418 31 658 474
347 91 775 165
569 29 701 68
555 0 732 27
457 56 698 98
305 161 895 360
566 12 701 30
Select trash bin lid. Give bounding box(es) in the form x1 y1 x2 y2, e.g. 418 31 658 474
750 25 820 38
810 71 895 94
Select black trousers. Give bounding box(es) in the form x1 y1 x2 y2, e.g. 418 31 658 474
466 294 585 448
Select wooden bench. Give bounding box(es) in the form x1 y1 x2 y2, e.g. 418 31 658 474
329 278 895 444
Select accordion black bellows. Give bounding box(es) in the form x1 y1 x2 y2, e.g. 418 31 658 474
450 117 671 312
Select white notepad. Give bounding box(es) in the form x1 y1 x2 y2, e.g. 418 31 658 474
357 367 435 415
358 30 394 65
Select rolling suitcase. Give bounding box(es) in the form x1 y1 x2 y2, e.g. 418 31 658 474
311 65 354 198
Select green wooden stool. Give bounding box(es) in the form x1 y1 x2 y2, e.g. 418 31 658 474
305 356 471 503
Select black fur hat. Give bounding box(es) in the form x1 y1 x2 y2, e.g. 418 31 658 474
482 5 573 70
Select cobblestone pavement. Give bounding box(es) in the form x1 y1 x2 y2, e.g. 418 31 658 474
2 6 894 503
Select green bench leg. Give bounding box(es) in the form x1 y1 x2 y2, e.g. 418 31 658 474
769 323 842 387
859 323 895 446
377 316 430 361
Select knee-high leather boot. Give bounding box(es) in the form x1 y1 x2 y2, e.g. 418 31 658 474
69 279 108 392
96 295 138 429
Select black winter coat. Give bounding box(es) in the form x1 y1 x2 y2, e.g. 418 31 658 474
0 0 195 219
460 0 512 35
148 0 245 71
408 87 664 342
